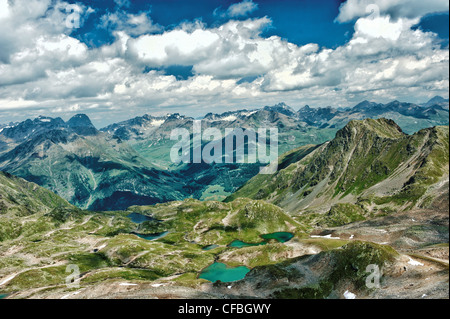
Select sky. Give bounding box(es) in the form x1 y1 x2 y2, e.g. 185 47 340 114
0 0 448 127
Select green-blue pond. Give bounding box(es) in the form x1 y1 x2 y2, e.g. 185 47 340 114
261 232 294 243
228 240 266 248
228 232 294 248
134 231 168 241
202 244 219 250
127 213 155 224
199 262 250 283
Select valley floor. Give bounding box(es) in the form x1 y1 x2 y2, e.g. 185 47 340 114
1 200 448 299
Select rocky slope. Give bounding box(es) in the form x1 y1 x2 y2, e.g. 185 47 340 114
0 171 72 217
228 119 449 222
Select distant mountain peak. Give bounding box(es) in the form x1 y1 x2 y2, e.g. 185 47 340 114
166 113 184 120
33 115 64 123
274 102 289 108
67 114 94 127
353 100 378 110
66 114 97 135
424 95 449 107
263 102 296 116
428 95 446 103
338 118 404 140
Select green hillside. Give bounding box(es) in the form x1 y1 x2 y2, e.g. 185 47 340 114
228 119 449 217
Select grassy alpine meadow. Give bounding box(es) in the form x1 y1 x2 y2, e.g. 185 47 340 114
0 0 448 303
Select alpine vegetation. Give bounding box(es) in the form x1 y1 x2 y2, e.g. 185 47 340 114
0 0 448 304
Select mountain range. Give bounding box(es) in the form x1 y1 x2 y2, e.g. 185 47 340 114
100 97 449 141
0 116 447 299
0 115 190 210
0 97 448 211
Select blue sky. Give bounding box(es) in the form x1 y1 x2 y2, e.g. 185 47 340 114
71 0 355 49
71 0 448 49
0 0 448 126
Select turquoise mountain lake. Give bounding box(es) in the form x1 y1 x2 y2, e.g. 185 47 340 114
202 244 220 250
228 232 294 248
127 213 166 240
228 240 266 248
199 262 250 283
261 232 294 243
127 212 155 224
134 231 168 241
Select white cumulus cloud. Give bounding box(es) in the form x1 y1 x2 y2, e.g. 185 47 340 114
215 0 258 19
100 10 162 36
0 0 448 126
336 0 449 22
